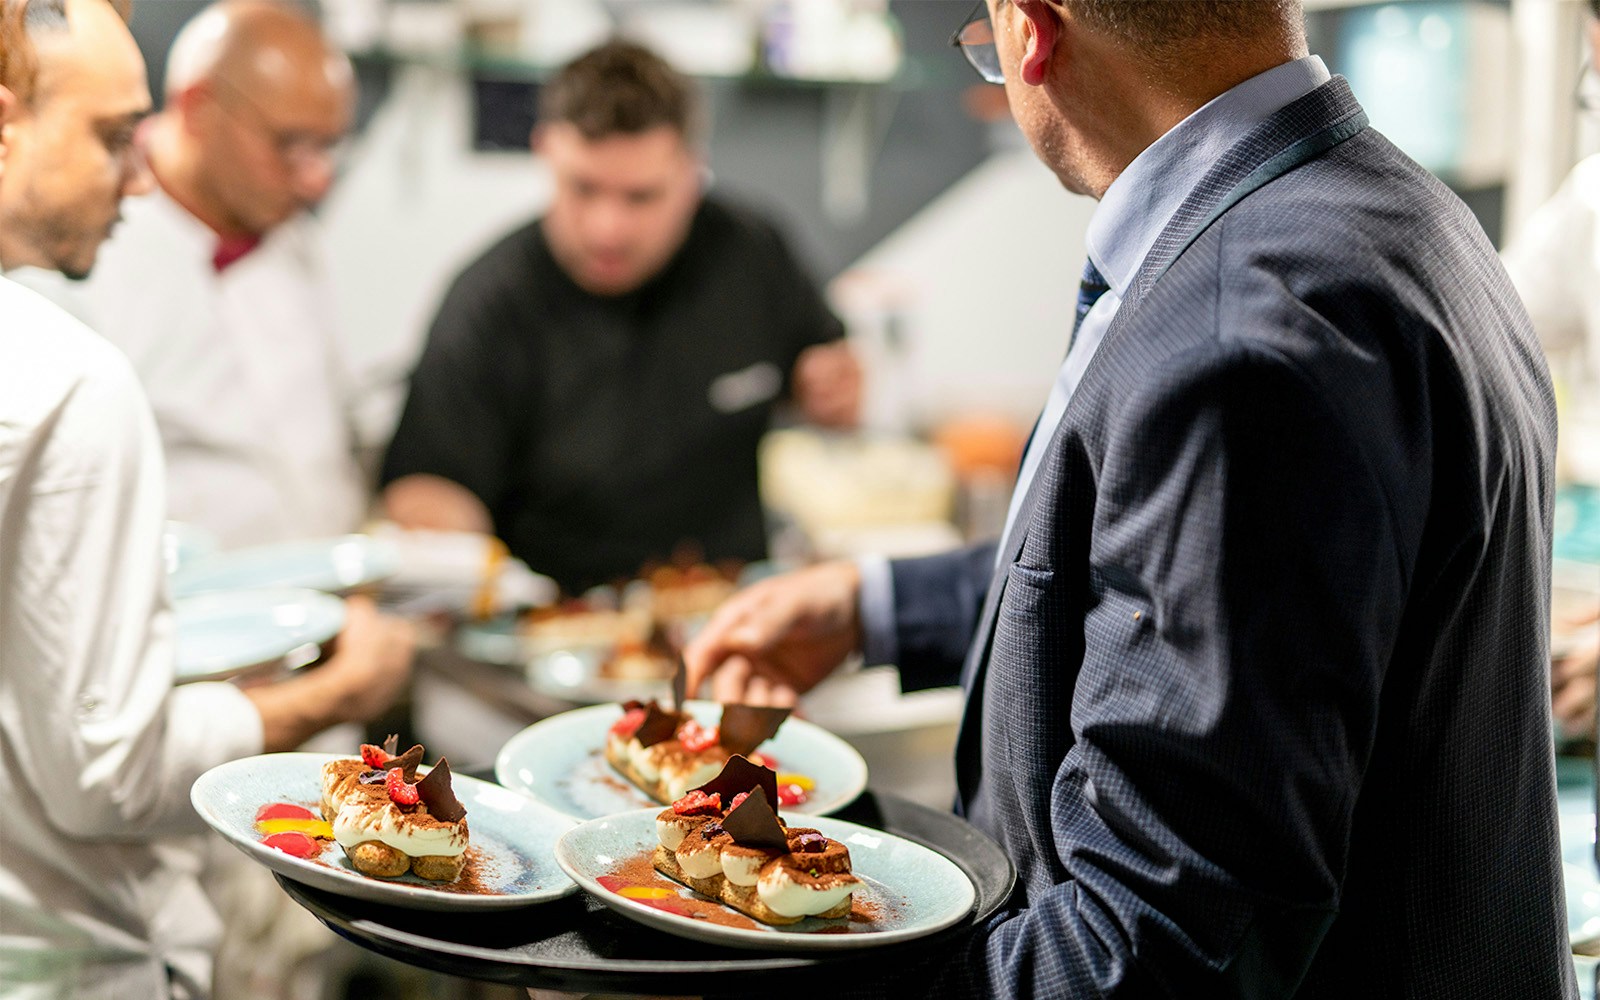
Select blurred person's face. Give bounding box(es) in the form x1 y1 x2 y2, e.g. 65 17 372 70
538 122 702 297
183 56 352 235
0 0 152 280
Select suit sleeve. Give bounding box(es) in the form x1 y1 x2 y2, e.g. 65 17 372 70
380 269 520 512
888 542 997 691
927 344 1407 998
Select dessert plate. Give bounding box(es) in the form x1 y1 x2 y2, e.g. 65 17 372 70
555 808 976 951
495 701 868 819
192 752 578 911
174 588 345 683
171 535 401 598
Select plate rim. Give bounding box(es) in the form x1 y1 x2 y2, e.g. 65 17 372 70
173 587 346 681
191 751 579 911
493 700 869 818
171 534 401 597
554 807 977 952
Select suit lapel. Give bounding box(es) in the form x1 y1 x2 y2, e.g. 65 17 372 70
951 77 1369 810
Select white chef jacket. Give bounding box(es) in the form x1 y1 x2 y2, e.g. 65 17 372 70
83 189 367 549
0 274 264 998
1503 153 1600 486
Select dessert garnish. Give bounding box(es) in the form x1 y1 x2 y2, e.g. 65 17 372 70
720 786 787 850
254 802 334 858
719 705 791 756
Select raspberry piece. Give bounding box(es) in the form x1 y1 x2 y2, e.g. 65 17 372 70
677 720 719 754
729 791 750 812
385 767 419 805
671 789 721 816
360 743 388 768
777 783 809 807
747 752 777 769
609 707 647 739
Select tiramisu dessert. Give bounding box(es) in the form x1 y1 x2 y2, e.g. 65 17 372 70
320 736 469 881
605 699 790 805
651 757 860 925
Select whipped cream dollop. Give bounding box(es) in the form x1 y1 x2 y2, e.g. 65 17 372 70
756 866 859 918
332 801 469 857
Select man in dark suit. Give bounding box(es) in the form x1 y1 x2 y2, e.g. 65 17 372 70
685 1 1574 996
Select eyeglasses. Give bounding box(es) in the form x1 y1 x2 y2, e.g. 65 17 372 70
951 1 1003 85
209 73 348 175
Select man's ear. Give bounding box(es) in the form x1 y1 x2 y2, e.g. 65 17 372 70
1016 0 1061 87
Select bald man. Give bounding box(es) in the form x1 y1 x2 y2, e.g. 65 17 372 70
0 2 412 997
83 0 365 549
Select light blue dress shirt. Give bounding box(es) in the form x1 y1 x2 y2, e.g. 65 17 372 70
859 55 1332 669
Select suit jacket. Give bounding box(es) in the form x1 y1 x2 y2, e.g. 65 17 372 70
890 77 1574 998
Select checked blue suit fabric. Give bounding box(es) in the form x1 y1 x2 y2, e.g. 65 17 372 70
880 77 1573 998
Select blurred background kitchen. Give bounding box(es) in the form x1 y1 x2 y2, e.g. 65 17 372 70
80 0 1600 996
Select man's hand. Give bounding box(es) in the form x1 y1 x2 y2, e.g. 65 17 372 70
683 561 864 705
792 341 862 430
247 596 415 751
1553 606 1600 740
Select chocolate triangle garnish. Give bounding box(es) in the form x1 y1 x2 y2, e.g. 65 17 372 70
722 786 787 850
381 743 425 780
670 656 687 712
415 757 467 822
690 754 777 809
635 699 687 749
718 704 790 756
381 733 399 756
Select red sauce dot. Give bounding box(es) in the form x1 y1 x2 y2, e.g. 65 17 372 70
256 802 315 822
261 831 321 858
596 875 627 893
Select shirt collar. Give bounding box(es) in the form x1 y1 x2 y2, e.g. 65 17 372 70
1085 55 1331 298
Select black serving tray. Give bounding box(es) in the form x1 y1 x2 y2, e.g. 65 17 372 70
277 789 1014 994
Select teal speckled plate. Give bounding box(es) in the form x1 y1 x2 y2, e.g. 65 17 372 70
191 752 577 911
495 701 868 819
555 808 976 951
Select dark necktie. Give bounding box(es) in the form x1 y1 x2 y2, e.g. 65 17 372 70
1071 257 1111 348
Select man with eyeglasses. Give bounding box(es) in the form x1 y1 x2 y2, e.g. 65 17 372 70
81 0 367 551
688 1 1571 996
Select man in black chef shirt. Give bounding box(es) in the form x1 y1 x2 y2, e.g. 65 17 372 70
382 40 860 593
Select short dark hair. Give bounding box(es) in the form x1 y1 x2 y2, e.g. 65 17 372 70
1591 0 1599 20
539 39 700 144
1060 0 1304 57
1 0 129 106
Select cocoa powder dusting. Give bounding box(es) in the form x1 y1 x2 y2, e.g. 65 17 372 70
605 851 760 929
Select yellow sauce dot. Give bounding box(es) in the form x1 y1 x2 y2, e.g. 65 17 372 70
255 818 334 838
776 774 816 791
618 886 676 900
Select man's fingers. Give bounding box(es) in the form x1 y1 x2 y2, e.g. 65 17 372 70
711 655 754 704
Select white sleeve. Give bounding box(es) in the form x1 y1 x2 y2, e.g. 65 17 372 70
1503 168 1592 355
0 343 263 841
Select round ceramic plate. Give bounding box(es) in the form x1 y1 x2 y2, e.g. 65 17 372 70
495 701 868 819
556 808 975 952
191 752 577 911
174 588 346 683
171 535 401 598
163 520 219 575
